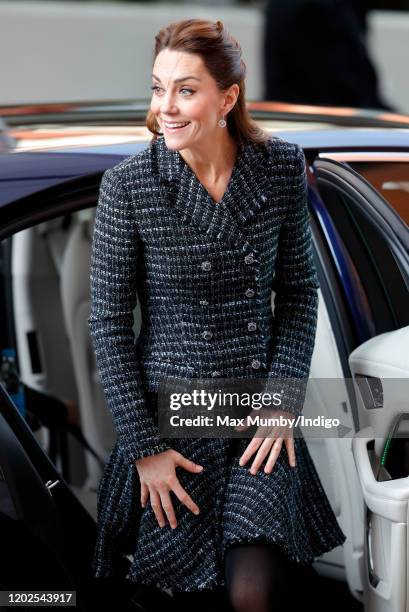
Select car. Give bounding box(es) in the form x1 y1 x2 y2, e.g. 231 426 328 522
0 100 408 612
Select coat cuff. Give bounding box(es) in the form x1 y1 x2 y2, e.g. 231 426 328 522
120 437 173 464
262 374 308 419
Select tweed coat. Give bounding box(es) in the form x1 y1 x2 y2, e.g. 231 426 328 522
87 133 347 592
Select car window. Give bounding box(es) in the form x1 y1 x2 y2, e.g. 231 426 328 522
316 181 409 337
347 162 409 226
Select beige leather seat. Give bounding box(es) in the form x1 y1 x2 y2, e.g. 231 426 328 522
60 208 117 490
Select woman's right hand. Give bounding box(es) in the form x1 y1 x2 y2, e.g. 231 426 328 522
134 449 203 529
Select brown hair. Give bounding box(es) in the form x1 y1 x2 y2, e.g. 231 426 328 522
146 18 270 147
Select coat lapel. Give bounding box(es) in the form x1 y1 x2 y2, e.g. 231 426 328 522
153 135 273 253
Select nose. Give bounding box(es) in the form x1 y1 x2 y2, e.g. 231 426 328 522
160 89 178 115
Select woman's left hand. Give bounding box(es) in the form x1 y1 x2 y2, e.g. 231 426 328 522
235 408 297 474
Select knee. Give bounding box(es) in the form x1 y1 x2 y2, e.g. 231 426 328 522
227 581 272 612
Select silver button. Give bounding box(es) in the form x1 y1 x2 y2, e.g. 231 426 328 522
199 299 209 306
261 194 267 202
211 370 221 377
245 288 255 298
202 330 213 340
251 359 261 369
248 322 257 332
201 261 212 271
244 253 254 265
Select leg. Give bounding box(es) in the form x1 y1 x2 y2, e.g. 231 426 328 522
171 587 231 612
224 541 288 612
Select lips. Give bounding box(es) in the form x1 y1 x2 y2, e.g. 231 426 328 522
164 121 190 132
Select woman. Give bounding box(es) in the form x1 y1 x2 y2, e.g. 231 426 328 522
88 18 347 611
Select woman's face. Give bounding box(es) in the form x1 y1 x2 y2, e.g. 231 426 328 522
150 48 238 151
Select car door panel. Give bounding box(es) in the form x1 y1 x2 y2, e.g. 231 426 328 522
313 155 409 612
350 327 409 612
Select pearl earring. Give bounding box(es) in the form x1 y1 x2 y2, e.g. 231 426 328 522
218 116 227 128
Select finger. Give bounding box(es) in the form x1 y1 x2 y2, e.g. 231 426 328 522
140 482 149 508
159 488 178 529
149 487 166 528
264 438 284 474
176 453 204 473
286 438 297 467
249 438 276 474
239 437 264 466
171 480 200 515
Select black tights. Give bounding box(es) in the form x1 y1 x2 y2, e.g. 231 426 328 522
224 541 288 612
172 541 289 612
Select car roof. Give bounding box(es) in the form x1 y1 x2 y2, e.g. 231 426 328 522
1 99 409 155
1 101 408 209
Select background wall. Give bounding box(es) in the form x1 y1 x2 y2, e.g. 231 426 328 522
0 1 407 113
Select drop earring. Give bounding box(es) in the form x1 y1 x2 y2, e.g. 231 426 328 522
218 116 227 128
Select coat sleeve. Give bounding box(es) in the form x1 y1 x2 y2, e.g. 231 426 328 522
87 167 172 464
265 144 320 418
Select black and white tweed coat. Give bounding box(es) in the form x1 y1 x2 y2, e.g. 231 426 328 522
88 134 347 592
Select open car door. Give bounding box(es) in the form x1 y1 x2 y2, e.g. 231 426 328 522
312 152 409 612
0 383 134 610
350 326 409 612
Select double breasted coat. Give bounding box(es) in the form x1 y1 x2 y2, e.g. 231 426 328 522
87 133 347 592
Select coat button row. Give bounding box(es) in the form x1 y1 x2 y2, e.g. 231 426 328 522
203 257 256 269
202 323 256 340
212 363 260 375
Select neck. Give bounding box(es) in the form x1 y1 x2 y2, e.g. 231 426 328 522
178 133 238 182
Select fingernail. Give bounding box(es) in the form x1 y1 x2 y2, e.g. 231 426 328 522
194 509 200 515
197 465 203 470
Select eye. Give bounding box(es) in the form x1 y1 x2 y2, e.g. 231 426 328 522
150 85 194 96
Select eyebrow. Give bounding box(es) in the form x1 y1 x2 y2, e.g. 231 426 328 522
151 74 202 84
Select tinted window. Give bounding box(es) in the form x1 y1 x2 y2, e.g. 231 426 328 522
348 162 409 225
317 182 409 336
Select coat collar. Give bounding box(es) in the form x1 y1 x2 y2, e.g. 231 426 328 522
152 135 273 253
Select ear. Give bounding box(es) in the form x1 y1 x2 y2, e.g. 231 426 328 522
221 83 240 115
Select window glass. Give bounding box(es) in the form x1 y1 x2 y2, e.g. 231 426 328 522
317 181 409 338
348 162 409 226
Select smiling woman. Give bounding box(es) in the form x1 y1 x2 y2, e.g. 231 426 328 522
88 17 347 611
146 19 269 206
149 48 241 203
